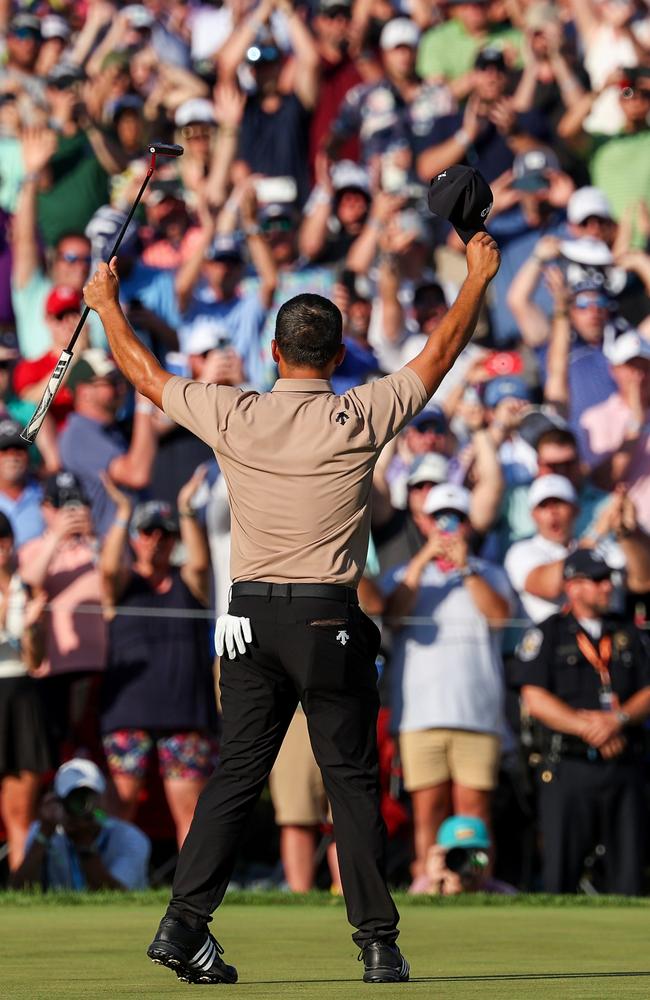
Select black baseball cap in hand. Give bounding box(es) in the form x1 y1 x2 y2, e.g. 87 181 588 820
427 165 494 245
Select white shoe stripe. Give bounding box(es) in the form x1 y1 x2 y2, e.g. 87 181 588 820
198 942 216 970
191 939 212 964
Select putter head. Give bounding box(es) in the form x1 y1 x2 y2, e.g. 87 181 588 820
149 142 184 158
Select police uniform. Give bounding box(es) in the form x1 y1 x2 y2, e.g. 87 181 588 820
159 365 428 946
512 612 650 894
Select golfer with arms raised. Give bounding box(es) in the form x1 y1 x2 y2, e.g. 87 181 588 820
83 214 499 984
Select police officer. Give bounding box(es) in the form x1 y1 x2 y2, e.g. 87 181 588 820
82 204 499 982
514 549 650 895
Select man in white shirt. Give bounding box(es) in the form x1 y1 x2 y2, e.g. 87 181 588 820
381 483 514 890
504 475 578 624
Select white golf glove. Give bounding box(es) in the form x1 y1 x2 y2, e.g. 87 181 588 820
215 614 253 659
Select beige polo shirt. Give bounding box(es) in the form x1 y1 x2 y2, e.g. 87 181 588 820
163 367 428 585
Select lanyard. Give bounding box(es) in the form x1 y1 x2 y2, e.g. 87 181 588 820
575 630 613 690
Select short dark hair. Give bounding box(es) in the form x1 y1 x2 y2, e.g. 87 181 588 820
536 428 577 452
55 232 91 251
275 294 343 368
413 282 445 310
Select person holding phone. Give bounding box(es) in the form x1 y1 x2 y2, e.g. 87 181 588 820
382 483 514 890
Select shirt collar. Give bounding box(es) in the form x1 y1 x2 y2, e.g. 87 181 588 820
271 379 332 393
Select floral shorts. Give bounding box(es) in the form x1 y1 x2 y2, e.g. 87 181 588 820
102 729 219 781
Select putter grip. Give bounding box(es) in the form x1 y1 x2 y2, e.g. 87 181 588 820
20 349 74 444
149 142 184 157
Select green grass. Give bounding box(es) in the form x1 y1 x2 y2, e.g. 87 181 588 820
1 894 650 999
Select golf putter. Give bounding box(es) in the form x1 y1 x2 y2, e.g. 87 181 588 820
20 142 184 444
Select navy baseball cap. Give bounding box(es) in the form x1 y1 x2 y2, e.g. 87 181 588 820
483 375 530 409
427 165 493 245
410 403 447 431
563 549 611 582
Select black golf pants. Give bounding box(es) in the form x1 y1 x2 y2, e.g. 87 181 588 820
167 592 400 947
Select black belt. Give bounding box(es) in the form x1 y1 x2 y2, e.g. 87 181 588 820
231 582 358 604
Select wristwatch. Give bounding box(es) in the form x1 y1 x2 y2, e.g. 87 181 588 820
616 711 631 728
457 566 476 580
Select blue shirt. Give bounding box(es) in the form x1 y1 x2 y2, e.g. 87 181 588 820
0 481 44 547
538 337 617 432
180 286 268 390
331 338 380 394
26 817 150 890
120 261 180 352
416 110 549 183
242 263 335 390
59 414 131 537
487 208 568 346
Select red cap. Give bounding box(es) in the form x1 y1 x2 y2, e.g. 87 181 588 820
46 286 82 317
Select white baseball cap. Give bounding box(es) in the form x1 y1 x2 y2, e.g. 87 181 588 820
407 453 449 487
380 18 420 51
331 160 370 195
41 15 71 40
604 330 650 367
175 98 216 128
528 474 577 510
567 187 614 226
185 320 231 355
54 758 106 799
423 482 471 517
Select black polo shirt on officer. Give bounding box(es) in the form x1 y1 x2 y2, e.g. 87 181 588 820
512 611 650 720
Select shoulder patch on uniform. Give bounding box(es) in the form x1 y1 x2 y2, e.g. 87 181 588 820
517 628 544 662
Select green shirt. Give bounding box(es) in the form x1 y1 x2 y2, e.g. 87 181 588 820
589 129 650 245
36 132 109 248
416 19 522 82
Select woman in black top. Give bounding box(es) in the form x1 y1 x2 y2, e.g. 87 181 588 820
99 470 218 847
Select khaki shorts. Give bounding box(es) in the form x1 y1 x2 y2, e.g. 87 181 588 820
399 728 501 792
269 710 331 826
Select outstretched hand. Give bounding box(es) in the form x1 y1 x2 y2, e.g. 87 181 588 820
83 257 120 313
466 232 500 284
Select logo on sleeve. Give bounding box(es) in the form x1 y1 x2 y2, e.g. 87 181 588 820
516 628 543 662
335 412 349 425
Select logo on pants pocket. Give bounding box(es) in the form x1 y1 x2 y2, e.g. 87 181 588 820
336 630 350 646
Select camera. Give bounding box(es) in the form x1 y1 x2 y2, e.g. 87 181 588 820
445 847 489 877
61 787 96 820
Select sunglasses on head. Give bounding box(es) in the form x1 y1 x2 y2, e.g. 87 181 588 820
573 293 610 310
58 251 91 264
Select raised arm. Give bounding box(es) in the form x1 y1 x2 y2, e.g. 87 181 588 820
506 235 560 348
12 127 58 290
177 467 211 606
83 259 172 408
406 233 500 395
280 0 320 110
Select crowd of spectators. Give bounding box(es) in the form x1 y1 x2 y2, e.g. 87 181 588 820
0 0 650 895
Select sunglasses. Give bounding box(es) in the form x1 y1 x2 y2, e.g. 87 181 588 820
572 293 610 309
58 252 91 264
51 309 81 320
414 420 446 434
261 218 293 233
11 28 39 40
433 511 466 532
180 125 214 140
138 524 174 537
